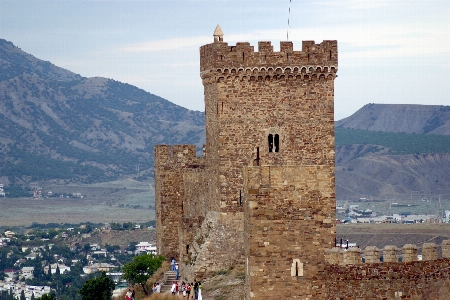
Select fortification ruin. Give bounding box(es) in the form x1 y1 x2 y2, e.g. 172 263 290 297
154 26 450 299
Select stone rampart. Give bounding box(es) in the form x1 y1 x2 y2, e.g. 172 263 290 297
324 241 450 299
154 144 205 259
325 241 450 265
200 40 337 75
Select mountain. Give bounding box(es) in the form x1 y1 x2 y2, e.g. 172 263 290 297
0 39 205 186
335 104 450 199
336 103 450 135
1 38 449 199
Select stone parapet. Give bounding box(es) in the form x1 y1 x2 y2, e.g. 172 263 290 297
402 244 418 262
364 246 380 264
422 242 438 261
200 40 338 75
324 241 450 266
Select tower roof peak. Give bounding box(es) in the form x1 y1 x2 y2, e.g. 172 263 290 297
213 24 224 43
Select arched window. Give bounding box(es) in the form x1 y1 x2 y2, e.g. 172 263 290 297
274 134 280 152
268 134 273 152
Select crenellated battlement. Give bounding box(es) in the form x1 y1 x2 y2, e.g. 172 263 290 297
154 144 200 165
325 240 450 265
200 40 337 81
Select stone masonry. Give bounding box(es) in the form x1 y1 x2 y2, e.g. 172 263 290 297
155 24 337 297
155 26 450 299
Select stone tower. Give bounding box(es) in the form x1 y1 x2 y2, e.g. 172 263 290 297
200 28 337 299
155 26 337 292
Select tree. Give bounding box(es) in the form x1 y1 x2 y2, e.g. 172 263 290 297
36 293 56 300
20 290 25 300
78 271 115 300
122 253 165 295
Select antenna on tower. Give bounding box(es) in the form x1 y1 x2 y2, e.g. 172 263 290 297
287 0 292 41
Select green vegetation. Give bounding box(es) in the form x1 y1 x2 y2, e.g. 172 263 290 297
122 253 165 295
336 127 450 154
78 272 115 300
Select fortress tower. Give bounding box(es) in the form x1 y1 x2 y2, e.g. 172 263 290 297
155 26 450 299
155 25 337 297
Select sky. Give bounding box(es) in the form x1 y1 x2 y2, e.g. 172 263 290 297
0 0 449 120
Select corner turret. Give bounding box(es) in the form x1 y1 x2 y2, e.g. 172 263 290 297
213 24 224 43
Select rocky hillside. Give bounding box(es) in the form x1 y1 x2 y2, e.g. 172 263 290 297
336 103 450 135
335 104 450 199
1 38 449 199
0 39 205 186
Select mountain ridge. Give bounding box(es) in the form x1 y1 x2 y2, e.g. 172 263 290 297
1 38 449 200
336 103 450 135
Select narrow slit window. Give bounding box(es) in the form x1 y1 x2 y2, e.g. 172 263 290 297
268 134 273 152
186 245 189 255
274 134 279 152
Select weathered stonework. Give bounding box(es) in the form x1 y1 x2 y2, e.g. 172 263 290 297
155 27 450 299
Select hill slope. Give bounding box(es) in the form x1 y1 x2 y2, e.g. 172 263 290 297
335 104 450 199
336 103 450 135
0 39 205 185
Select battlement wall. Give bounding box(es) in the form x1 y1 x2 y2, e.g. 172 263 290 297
200 40 337 76
154 144 199 164
154 144 206 259
324 242 450 299
325 241 450 265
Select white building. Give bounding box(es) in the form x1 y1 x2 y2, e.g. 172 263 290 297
135 242 157 254
445 210 450 223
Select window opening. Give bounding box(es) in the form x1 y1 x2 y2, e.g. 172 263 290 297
186 245 189 255
295 261 299 277
242 52 245 62
222 102 224 113
274 134 279 152
239 190 242 206
268 134 273 152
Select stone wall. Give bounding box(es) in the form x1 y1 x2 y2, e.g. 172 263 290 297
154 144 204 259
200 40 337 213
243 166 336 300
324 241 450 299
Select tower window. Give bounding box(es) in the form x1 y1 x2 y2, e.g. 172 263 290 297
268 134 273 152
274 134 279 152
268 134 280 152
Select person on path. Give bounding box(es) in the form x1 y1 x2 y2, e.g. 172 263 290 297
171 257 176 271
156 282 161 293
181 281 186 298
175 262 179 279
171 281 176 295
197 282 202 300
131 290 135 300
125 289 132 300
186 282 191 299
194 279 199 300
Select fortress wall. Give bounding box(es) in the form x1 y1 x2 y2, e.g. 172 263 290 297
325 241 450 265
154 144 205 259
324 259 450 299
244 165 335 299
200 40 337 72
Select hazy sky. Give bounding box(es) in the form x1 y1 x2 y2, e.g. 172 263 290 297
1 0 449 120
